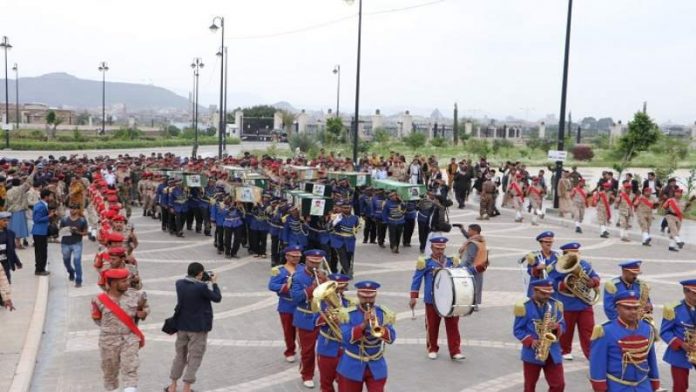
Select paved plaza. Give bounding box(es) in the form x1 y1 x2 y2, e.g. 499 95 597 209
20 203 696 392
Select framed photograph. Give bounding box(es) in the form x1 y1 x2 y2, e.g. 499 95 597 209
186 174 201 187
356 174 367 186
309 198 326 216
313 184 326 196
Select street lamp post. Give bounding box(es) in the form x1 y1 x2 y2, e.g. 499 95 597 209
217 46 228 153
1 36 12 148
332 65 340 118
553 0 573 209
191 58 204 158
11 63 18 130
98 61 109 135
344 0 363 165
210 16 225 159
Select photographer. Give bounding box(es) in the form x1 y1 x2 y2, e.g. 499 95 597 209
165 262 222 392
59 205 88 287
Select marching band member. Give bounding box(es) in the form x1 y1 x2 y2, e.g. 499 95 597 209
329 201 360 278
291 249 328 388
633 187 658 246
614 181 634 242
524 231 559 296
409 237 465 360
316 273 352 392
589 291 660 391
268 245 302 363
382 191 405 254
663 188 688 252
337 280 396 392
570 178 588 233
549 242 599 360
659 279 696 392
593 182 614 238
603 260 651 321
513 279 566 392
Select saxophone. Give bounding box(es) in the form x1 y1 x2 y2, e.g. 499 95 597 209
535 302 557 362
637 282 655 329
685 327 696 365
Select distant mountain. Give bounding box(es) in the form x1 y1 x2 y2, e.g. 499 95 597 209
1 72 191 111
272 101 298 113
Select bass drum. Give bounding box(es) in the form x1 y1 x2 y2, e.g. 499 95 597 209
433 268 476 318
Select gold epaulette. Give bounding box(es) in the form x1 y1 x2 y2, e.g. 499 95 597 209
451 255 461 267
545 264 554 274
379 305 396 325
604 280 617 294
591 324 605 341
514 299 527 317
271 266 281 277
345 296 358 306
416 256 426 270
526 252 536 264
281 214 288 224
553 299 564 313
663 303 676 321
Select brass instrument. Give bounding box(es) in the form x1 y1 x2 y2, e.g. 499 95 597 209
555 253 600 305
311 280 344 340
685 327 696 365
365 303 384 338
637 282 655 329
534 302 557 362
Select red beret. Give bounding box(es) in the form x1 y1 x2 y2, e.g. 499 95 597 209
108 232 125 242
103 268 129 279
112 215 126 222
108 247 126 256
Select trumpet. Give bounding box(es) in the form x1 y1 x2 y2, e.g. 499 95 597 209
365 303 384 338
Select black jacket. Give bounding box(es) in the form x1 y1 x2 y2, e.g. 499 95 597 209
174 277 222 332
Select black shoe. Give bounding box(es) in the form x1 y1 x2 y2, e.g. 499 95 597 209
363 240 368 244
678 242 685 249
669 247 679 252
379 244 386 248
369 241 377 244
68 273 75 281
575 227 582 234
231 254 240 259
404 244 411 247
176 233 184 237
75 282 82 288
642 241 651 247
225 254 232 259
35 271 50 276
186 227 192 231
22 239 28 247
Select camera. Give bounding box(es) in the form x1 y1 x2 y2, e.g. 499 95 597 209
201 270 214 282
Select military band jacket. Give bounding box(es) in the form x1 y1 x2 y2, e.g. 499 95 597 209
409 255 460 305
330 214 359 252
268 265 297 314
513 298 566 366
548 258 599 312
290 264 318 331
316 296 352 357
660 300 696 370
604 278 650 321
524 250 560 297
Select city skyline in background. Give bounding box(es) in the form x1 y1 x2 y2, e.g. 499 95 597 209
2 0 696 124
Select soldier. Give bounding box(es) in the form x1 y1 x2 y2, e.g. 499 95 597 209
549 242 599 360
526 176 546 226
91 268 149 392
660 279 696 392
409 237 465 360
513 279 566 392
382 191 405 253
557 171 572 218
201 177 217 236
155 176 169 226
589 291 660 391
222 200 245 259
371 189 387 248
268 200 286 266
593 182 614 238
117 177 133 218
523 231 559 297
249 194 271 258
402 198 417 248
358 187 375 244
663 187 688 252
603 260 652 321
316 273 352 392
614 181 634 242
633 187 658 246
416 193 434 253
170 179 188 237
570 178 588 234
268 245 302 363
330 201 360 277
211 194 226 255
291 249 328 389
508 172 526 222
337 280 396 392
478 173 496 220
136 173 151 217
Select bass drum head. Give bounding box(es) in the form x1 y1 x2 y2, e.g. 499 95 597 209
452 268 475 317
433 269 454 317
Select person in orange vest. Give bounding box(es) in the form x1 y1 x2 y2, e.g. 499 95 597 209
458 224 489 310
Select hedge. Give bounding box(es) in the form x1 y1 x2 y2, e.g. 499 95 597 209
7 137 240 151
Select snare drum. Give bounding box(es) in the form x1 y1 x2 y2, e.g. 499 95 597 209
433 268 476 317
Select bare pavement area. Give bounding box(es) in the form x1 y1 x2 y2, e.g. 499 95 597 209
0 199 692 392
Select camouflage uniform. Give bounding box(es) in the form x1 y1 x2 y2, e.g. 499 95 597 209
479 179 496 219
614 190 633 241
118 182 132 218
633 194 656 244
91 289 149 391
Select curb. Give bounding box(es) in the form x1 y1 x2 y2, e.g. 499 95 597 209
9 275 49 392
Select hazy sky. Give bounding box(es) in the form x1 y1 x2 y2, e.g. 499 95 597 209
2 0 696 123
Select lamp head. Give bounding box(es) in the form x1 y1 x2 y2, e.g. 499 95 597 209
12 63 17 71
209 23 219 32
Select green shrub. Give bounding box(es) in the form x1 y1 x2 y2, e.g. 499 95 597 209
373 128 391 144
466 139 491 157
430 137 447 148
289 133 318 153
166 125 181 137
403 132 427 150
112 128 144 140
492 139 514 154
571 144 594 161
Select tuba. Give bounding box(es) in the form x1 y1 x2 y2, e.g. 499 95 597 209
311 281 344 340
555 253 599 305
535 302 557 362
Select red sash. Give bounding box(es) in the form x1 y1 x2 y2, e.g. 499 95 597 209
510 182 524 202
619 192 634 211
664 198 683 221
635 196 654 210
598 192 611 220
97 293 145 348
528 186 542 198
572 187 587 201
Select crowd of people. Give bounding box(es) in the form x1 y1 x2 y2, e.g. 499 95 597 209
0 150 693 392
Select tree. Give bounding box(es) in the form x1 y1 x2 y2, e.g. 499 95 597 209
45 110 63 139
76 111 90 125
242 105 277 118
326 117 344 138
281 111 296 136
403 132 426 150
611 111 661 172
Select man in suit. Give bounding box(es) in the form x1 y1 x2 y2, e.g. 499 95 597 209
32 189 55 276
642 172 662 198
166 262 222 392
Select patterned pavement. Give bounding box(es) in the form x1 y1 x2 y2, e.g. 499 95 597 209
28 204 696 392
